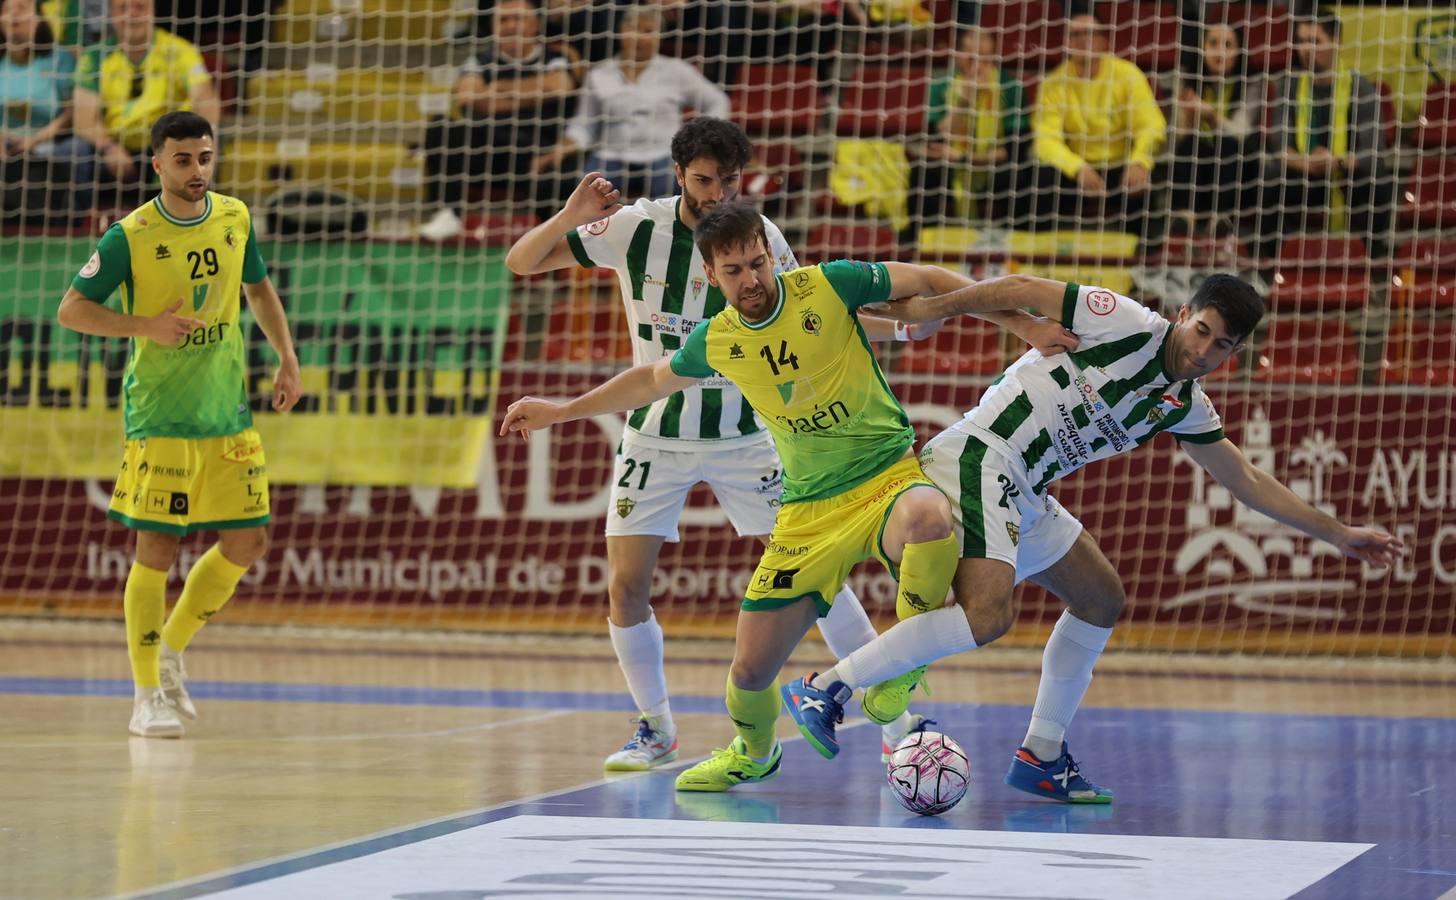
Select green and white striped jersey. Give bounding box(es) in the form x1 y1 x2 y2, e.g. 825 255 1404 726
566 196 798 449
963 283 1226 494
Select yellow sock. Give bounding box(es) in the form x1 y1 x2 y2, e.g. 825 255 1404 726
162 545 249 653
124 563 168 689
725 676 781 759
895 533 958 620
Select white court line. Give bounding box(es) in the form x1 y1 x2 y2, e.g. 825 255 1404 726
121 716 880 900
0 709 573 750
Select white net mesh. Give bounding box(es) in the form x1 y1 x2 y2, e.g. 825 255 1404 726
0 0 1451 656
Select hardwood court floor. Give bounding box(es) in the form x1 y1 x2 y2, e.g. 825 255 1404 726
1 620 1452 899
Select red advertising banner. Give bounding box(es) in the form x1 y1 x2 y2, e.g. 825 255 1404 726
3 373 1452 653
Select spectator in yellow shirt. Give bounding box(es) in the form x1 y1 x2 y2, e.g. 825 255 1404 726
70 0 219 197
1024 10 1165 236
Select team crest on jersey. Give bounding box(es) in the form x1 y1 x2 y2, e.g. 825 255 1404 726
1005 522 1021 546
585 217 610 236
1146 407 1165 425
692 277 705 298
801 310 822 336
79 252 100 278
616 497 636 518
224 227 236 249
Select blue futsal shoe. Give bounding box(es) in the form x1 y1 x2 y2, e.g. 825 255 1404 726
1004 741 1113 804
781 674 851 760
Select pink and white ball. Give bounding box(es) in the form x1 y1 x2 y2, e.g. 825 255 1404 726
886 730 970 816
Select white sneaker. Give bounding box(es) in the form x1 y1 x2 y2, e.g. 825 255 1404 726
419 207 464 241
159 653 197 720
604 716 679 771
129 690 185 739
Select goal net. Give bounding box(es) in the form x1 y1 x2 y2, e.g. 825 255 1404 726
0 0 1451 657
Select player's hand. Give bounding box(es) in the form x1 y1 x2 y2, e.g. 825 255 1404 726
499 396 566 441
1021 316 1080 356
1334 526 1405 568
272 355 302 412
905 318 946 341
141 299 205 346
1123 163 1151 194
562 171 623 227
1077 164 1106 195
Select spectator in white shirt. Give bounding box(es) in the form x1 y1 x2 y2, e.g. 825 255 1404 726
531 4 729 200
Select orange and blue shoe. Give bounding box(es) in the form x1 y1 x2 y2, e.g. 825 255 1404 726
781 674 851 760
1004 742 1113 804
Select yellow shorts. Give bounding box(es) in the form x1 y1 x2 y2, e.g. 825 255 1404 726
107 428 270 536
742 455 938 616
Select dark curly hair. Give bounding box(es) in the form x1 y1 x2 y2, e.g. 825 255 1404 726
671 117 752 171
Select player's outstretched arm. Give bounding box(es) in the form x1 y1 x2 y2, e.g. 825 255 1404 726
504 171 623 275
57 287 205 344
243 278 302 413
500 357 695 440
1181 438 1405 567
866 266 1078 355
880 273 1070 324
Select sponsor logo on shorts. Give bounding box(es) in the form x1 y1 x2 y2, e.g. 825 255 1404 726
616 497 637 518
756 468 782 493
222 443 263 463
139 630 161 646
146 465 190 479
112 488 127 501
1005 522 1021 546
767 541 808 557
137 461 149 476
755 567 799 590
148 490 189 516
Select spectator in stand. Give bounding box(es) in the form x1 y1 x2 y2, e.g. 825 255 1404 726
1259 8 1394 258
420 0 578 241
533 4 728 201
1163 19 1264 236
70 0 219 201
904 25 1028 241
743 0 867 81
1 0 85 219
1023 8 1165 236
656 0 731 85
538 0 620 72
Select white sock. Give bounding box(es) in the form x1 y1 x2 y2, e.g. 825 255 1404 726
1023 610 1112 761
881 710 916 746
816 585 879 659
827 607 978 690
607 614 674 735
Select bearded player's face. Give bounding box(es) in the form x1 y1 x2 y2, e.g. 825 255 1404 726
677 159 739 222
153 136 216 204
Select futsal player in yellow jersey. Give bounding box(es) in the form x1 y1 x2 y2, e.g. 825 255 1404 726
57 112 301 738
503 202 1077 790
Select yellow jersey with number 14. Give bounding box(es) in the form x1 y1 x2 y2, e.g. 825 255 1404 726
71 191 269 439
671 260 914 504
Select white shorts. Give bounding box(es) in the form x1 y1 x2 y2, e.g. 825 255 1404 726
919 424 1083 583
605 435 782 542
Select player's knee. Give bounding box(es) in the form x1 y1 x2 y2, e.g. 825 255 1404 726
728 657 776 693
1071 578 1125 628
895 490 954 544
606 570 653 621
964 593 1015 645
221 529 267 567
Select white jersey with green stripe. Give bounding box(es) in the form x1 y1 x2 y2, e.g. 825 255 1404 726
566 196 798 450
962 283 1225 494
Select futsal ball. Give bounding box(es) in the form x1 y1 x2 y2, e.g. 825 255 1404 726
886 730 970 816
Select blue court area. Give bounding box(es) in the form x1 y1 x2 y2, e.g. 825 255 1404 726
16 677 1440 900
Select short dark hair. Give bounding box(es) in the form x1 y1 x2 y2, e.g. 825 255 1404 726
694 201 768 265
150 111 214 155
0 1 57 61
1189 273 1264 342
671 117 752 171
1310 8 1341 42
